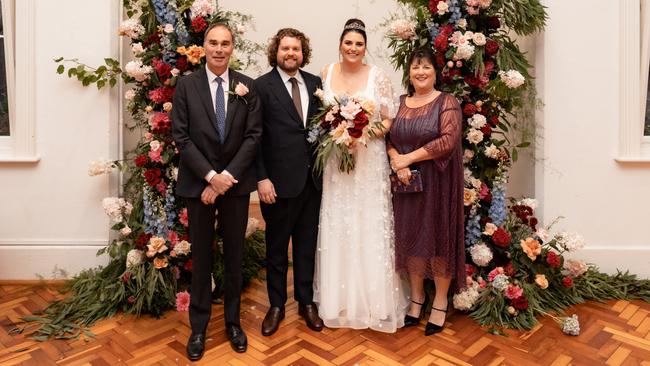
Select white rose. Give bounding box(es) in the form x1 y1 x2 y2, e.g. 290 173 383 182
124 90 136 101
472 33 486 46
171 68 180 77
437 1 449 15
163 102 173 112
126 249 144 268
469 113 487 129
483 223 498 236
466 128 484 145
457 19 467 29
484 144 500 159
131 42 144 55
499 70 525 89
150 140 161 151
120 225 132 236
174 240 191 256
164 23 175 34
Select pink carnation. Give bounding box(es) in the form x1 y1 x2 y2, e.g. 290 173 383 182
488 266 504 282
167 231 179 246
148 148 162 163
176 291 190 311
504 284 523 300
179 208 189 227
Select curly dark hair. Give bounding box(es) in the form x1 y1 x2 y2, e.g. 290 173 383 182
267 28 312 68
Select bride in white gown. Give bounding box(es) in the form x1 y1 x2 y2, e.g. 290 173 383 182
313 18 407 333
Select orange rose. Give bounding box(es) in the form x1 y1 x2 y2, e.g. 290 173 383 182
177 45 205 64
464 188 477 206
520 237 541 261
153 256 168 269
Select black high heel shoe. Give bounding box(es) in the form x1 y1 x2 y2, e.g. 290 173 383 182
425 306 447 335
404 298 425 327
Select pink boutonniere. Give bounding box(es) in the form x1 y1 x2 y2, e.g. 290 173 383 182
229 81 249 103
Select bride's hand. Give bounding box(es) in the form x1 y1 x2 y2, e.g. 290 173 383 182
390 153 412 172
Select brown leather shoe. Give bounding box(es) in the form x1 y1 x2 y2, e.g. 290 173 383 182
298 303 324 332
261 307 284 336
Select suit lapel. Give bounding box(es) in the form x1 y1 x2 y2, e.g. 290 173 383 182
224 69 241 141
269 68 304 127
193 68 219 135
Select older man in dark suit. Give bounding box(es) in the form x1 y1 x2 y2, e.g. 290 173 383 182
172 23 261 359
255 28 324 336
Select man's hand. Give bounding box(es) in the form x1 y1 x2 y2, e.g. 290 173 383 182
209 173 238 195
257 179 277 204
201 186 219 205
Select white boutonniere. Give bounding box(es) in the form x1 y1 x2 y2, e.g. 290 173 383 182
313 88 324 101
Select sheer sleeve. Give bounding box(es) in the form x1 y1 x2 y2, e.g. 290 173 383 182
373 66 399 120
423 94 462 161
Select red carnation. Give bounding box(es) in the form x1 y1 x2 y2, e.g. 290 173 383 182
135 233 152 249
486 16 501 30
429 0 442 13
546 251 561 268
434 33 448 52
191 17 208 33
440 24 454 37
135 155 148 167
463 103 477 116
512 296 529 310
481 124 492 137
504 262 516 276
148 86 175 104
144 168 162 187
485 39 500 56
151 112 172 134
529 217 538 229
466 264 477 277
492 227 511 248
562 276 573 288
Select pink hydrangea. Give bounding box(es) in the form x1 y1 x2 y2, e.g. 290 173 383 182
176 291 190 312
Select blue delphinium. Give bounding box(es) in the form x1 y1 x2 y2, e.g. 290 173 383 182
152 0 177 25
488 182 507 226
465 210 482 247
448 0 463 24
175 20 189 46
163 184 177 231
143 186 166 236
427 21 440 40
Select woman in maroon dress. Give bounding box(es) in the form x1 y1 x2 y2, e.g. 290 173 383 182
387 47 465 335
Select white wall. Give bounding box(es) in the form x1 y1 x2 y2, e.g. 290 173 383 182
536 0 650 278
0 0 119 279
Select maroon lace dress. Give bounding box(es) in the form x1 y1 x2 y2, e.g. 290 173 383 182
389 92 465 290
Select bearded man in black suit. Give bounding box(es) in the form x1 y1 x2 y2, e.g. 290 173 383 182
255 28 324 336
172 23 261 358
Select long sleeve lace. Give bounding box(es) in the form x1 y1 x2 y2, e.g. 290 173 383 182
423 94 462 160
373 67 399 120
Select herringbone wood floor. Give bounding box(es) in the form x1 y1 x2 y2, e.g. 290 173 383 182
2 206 650 365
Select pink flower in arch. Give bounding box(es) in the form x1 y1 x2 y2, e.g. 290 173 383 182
176 291 190 311
504 284 523 300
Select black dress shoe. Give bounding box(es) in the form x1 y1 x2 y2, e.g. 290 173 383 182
186 333 205 361
424 306 447 336
299 303 324 332
262 307 285 336
226 325 247 353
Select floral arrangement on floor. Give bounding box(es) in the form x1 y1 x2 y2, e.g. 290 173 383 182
385 0 650 334
13 0 266 340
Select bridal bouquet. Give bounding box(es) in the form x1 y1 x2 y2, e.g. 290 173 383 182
307 92 380 173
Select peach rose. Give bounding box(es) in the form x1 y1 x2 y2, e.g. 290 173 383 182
147 236 168 257
535 274 548 289
153 256 169 269
464 188 478 206
520 237 541 261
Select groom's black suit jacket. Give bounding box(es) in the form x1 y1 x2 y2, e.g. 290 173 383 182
173 67 262 198
255 68 322 196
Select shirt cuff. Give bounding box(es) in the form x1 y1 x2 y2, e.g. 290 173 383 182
221 170 233 178
205 170 217 183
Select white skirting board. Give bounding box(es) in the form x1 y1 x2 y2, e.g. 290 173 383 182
0 240 109 280
565 246 650 280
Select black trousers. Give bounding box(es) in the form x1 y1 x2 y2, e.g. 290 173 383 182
261 179 321 308
185 194 250 334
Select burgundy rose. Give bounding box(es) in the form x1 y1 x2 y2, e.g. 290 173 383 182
348 128 363 138
504 262 516 277
488 115 499 127
529 217 538 229
511 296 529 310
184 259 193 272
175 56 188 73
486 16 501 30
466 264 476 277
144 168 162 187
135 155 148 167
492 227 511 248
465 74 489 90
562 276 573 288
480 124 492 137
546 251 561 268
485 39 500 56
191 17 208 33
152 58 172 82
435 53 446 68
143 32 161 48
135 233 152 249
463 103 477 116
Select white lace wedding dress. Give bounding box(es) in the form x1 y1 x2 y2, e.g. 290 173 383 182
313 64 407 333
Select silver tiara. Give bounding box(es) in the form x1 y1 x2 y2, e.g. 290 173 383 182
344 23 365 32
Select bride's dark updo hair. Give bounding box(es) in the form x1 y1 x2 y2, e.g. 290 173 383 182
340 18 367 44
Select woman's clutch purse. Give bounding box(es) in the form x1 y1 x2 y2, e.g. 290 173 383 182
390 170 423 194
